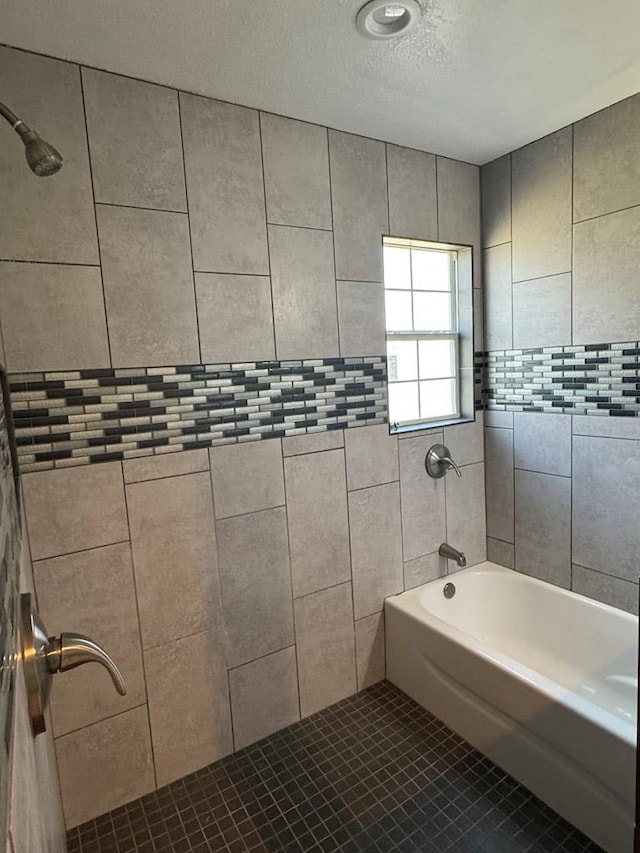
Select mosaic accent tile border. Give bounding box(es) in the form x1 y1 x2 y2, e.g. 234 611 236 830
9 358 387 473
483 341 640 416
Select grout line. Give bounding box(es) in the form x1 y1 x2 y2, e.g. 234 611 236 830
325 125 343 358
347 478 400 494
78 66 113 370
0 257 101 268
257 112 279 362
53 701 149 742
279 443 303 721
511 269 572 286
94 200 188 215
31 538 131 564
121 463 158 790
569 124 575 592
573 200 640 226
176 90 203 365
512 466 572 479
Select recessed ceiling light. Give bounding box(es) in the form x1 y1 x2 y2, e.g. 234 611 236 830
355 0 422 40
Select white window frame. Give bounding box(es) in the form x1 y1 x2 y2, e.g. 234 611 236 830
384 237 462 430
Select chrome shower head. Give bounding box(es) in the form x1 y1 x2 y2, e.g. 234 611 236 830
0 101 63 177
19 128 63 177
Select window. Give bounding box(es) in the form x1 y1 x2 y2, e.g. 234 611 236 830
383 237 471 431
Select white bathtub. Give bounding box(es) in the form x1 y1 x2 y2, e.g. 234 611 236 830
385 562 637 853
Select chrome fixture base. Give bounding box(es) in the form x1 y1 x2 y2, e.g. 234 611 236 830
425 444 462 479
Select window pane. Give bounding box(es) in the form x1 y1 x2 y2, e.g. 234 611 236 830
387 340 418 381
418 339 456 379
419 379 457 420
413 291 452 331
385 290 412 331
389 382 420 423
383 246 411 289
411 249 451 291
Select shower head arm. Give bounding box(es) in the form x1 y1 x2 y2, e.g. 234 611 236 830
0 101 24 131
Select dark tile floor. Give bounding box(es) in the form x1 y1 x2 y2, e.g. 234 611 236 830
66 681 602 853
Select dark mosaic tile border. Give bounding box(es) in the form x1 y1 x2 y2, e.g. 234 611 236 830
482 341 640 416
8 357 387 473
66 681 601 853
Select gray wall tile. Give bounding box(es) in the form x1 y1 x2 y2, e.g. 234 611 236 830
444 412 484 467
0 47 98 264
483 243 513 351
481 155 511 248
337 281 385 356
399 433 446 561
34 543 144 737
229 647 300 750
260 113 331 230
515 470 571 588
123 448 209 484
284 449 351 597
386 144 437 240
514 412 572 476
344 423 398 491
487 538 515 568
445 462 487 568
512 128 572 282
573 435 640 581
216 507 294 667
82 68 186 211
97 205 199 367
349 482 403 619
573 205 640 344
23 463 128 560
573 94 640 222
572 416 640 440
329 130 388 282
180 93 268 274
572 565 638 616
127 472 221 649
437 157 481 249
145 629 233 787
294 583 356 717
196 273 275 363
485 411 513 429
269 224 339 359
282 431 344 457
56 706 154 828
513 273 571 349
403 552 442 589
210 439 284 519
355 612 385 690
0 262 109 372
484 427 514 543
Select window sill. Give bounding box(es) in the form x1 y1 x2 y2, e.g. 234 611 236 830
390 415 475 437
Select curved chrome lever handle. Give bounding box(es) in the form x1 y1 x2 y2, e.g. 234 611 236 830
47 634 127 696
425 444 463 479
443 455 462 477
20 593 127 736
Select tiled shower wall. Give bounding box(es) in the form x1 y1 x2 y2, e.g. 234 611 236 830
481 93 640 614
0 44 485 827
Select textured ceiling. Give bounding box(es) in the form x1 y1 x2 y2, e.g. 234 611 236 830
1 0 639 164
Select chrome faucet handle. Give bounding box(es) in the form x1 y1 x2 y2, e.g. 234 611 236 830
425 444 462 479
443 455 462 477
48 633 127 696
20 593 127 736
